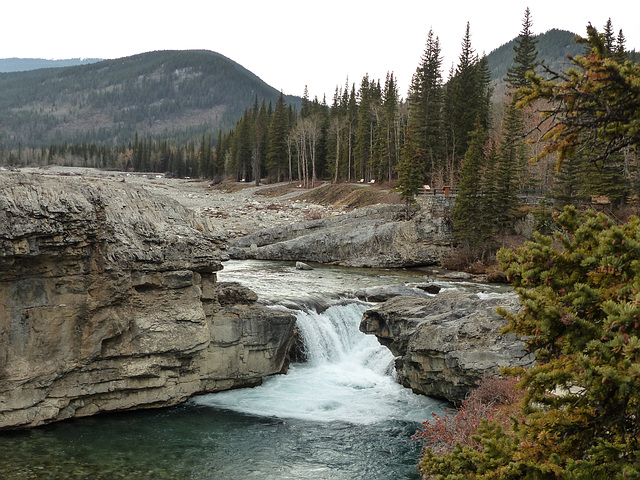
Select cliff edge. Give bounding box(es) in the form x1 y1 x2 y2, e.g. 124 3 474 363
0 172 295 429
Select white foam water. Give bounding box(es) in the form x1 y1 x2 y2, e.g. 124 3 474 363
193 302 445 424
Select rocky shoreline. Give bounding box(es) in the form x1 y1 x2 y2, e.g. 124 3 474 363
0 167 527 428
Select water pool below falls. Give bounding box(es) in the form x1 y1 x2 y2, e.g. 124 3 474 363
0 261 474 480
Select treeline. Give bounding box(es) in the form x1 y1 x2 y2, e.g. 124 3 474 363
2 14 638 226
2 135 210 179
211 22 493 189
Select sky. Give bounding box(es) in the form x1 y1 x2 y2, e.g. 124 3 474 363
2 1 638 100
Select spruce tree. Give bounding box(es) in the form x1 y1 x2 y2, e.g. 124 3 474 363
505 7 539 91
493 99 523 239
603 18 616 56
452 120 490 255
444 23 491 181
404 29 445 185
266 92 289 182
396 123 425 218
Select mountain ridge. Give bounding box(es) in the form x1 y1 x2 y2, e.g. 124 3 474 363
0 50 301 149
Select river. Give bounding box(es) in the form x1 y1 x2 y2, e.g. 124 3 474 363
0 260 503 479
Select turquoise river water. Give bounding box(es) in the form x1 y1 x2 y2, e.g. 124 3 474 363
0 260 505 479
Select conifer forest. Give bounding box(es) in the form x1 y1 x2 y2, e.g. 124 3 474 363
3 15 638 254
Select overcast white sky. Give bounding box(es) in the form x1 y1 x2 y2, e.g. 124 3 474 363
2 1 638 100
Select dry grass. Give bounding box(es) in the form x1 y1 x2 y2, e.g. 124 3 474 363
296 183 401 209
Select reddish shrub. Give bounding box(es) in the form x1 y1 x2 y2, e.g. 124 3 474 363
413 376 523 455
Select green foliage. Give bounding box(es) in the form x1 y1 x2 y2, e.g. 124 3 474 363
505 7 540 91
444 23 492 179
487 29 584 84
266 92 290 182
452 120 492 254
403 29 445 186
395 123 425 216
420 207 640 478
521 24 640 170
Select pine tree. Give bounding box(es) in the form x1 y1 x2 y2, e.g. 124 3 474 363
550 150 590 207
602 18 616 56
492 99 523 239
252 100 268 185
354 75 379 182
444 23 491 183
615 29 628 62
521 24 640 180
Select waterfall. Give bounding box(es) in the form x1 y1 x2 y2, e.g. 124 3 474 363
193 301 442 425
294 302 394 375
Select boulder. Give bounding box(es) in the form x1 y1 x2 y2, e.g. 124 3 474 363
295 261 314 270
360 290 532 404
228 204 453 268
0 172 296 429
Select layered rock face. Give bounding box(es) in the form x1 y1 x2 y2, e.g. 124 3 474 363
228 204 453 268
0 173 295 429
360 290 532 404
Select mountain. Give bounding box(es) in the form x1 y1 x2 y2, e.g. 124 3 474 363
0 50 301 150
0 57 102 72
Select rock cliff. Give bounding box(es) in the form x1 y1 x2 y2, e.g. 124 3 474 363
228 204 453 268
360 290 532 404
0 172 295 429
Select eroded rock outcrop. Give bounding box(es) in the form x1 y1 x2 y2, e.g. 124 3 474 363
228 204 453 268
360 290 532 404
0 172 295 429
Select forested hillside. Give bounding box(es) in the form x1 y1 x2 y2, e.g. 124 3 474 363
0 50 300 149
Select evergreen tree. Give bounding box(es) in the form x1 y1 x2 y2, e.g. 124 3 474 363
550 150 590 207
327 85 347 182
266 92 290 182
522 24 640 188
615 29 628 62
603 18 616 56
404 29 444 186
505 7 540 91
197 134 212 178
443 23 492 183
395 123 425 218
420 208 640 479
452 120 491 256
354 75 379 182
252 100 268 185
493 99 523 238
